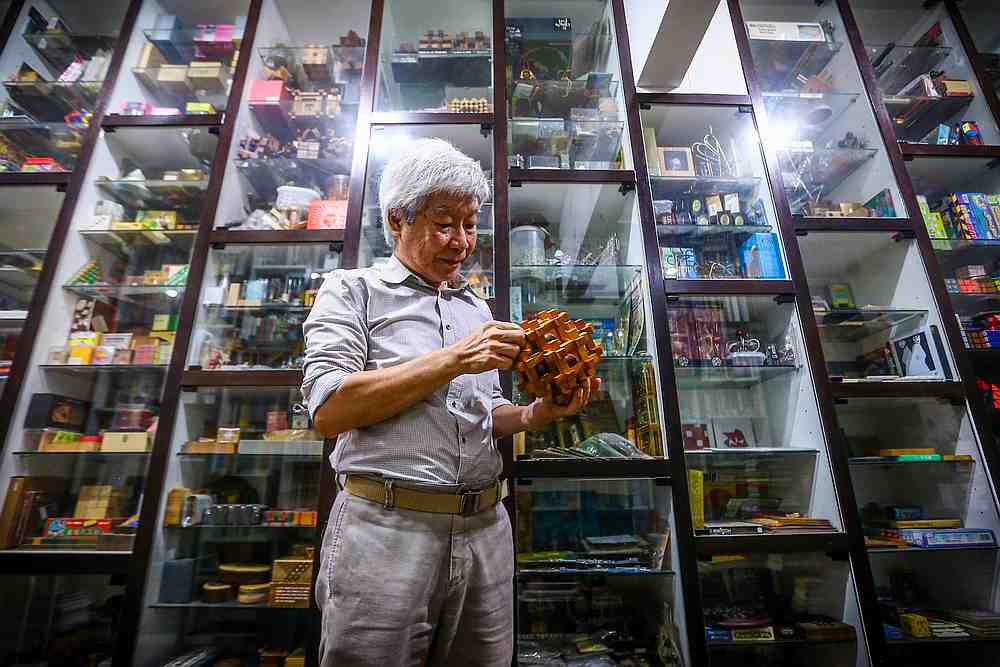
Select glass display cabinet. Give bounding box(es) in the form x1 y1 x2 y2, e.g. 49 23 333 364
0 122 218 554
0 185 65 391
797 231 956 384
357 122 495 301
847 0 1000 147
668 295 843 539
833 395 1000 658
954 0 1000 102
188 243 339 372
700 552 862 666
133 385 319 666
375 0 492 113
0 1 126 173
0 574 124 665
514 475 682 665
639 103 786 281
506 0 627 171
211 0 370 234
507 182 662 460
737 0 908 220
105 0 252 121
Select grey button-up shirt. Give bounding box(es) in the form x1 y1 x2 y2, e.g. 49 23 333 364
301 254 510 487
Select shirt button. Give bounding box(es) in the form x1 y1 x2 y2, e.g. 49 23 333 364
451 401 459 409
462 437 467 444
446 324 452 330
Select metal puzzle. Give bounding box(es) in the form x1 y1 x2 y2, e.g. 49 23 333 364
514 310 603 405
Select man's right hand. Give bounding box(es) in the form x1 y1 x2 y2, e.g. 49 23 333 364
450 320 525 374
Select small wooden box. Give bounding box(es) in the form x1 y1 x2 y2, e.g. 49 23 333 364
291 92 323 117
187 61 227 92
156 64 192 96
182 439 236 454
272 557 313 583
269 582 310 608
164 487 191 526
301 45 331 82
100 431 150 452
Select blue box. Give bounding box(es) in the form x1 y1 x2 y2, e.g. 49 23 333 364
151 14 185 64
739 233 786 279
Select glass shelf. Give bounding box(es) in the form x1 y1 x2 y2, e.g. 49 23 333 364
21 31 117 74
508 116 625 171
650 175 763 198
0 119 85 172
79 229 198 255
867 44 953 96
778 147 881 214
40 363 168 375
95 178 209 213
747 38 842 92
657 224 773 238
62 283 185 304
235 157 351 207
762 91 862 140
815 308 929 342
142 29 238 66
674 365 799 389
13 451 151 461
258 45 365 92
131 65 233 111
884 95 975 144
2 80 101 122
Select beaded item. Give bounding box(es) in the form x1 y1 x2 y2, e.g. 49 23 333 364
514 310 602 405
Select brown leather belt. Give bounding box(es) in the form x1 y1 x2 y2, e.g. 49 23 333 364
344 475 503 516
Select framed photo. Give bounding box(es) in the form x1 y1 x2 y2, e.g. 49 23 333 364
658 147 696 177
711 417 756 449
891 329 943 378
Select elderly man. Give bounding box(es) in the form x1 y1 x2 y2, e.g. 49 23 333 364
302 138 598 666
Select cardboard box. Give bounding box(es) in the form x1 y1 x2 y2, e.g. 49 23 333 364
100 431 150 452
187 61 228 92
156 64 192 95
182 440 236 454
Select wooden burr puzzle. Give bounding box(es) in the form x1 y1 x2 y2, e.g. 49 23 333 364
514 310 603 405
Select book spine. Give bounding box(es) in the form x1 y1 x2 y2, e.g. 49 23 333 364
896 454 942 461
0 477 25 549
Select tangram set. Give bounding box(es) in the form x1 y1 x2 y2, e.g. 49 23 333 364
514 310 603 406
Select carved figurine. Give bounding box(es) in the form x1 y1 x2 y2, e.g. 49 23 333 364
514 310 603 406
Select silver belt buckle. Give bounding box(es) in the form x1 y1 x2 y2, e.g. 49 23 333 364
459 490 481 516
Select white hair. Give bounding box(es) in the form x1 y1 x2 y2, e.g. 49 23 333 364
377 138 490 248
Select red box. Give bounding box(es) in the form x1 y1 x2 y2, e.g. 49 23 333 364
248 80 291 135
193 24 236 59
307 199 348 230
44 518 114 536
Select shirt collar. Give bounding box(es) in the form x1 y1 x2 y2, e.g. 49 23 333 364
379 254 470 291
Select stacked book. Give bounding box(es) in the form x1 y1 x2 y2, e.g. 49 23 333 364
947 610 1000 639
748 514 835 532
927 618 970 639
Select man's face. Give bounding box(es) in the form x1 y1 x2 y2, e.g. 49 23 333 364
390 192 479 286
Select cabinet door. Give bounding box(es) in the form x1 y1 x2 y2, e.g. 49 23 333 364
135 385 320 665
375 0 493 113
737 0 909 219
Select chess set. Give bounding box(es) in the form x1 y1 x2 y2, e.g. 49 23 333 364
514 310 603 406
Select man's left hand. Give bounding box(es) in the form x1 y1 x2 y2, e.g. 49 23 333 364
527 377 602 430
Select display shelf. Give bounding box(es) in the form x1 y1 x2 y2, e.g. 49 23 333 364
657 223 773 238
512 458 670 479
369 111 492 125
181 369 303 387
177 452 322 463
508 167 635 183
165 524 315 531
132 65 233 110
102 113 225 128
866 44 953 96
62 283 185 303
39 363 169 376
899 143 1000 158
208 229 344 244
649 175 763 198
793 218 913 233
515 569 675 579
80 229 198 255
673 364 799 389
686 447 819 457
95 178 209 212
0 172 70 186
149 601 305 611
849 456 975 466
777 146 880 212
662 279 795 295
829 381 966 400
21 32 118 75
706 637 856 649
747 38 842 92
883 94 975 143
0 118 84 171
761 91 861 138
258 45 363 90
142 29 238 66
235 157 350 204
695 531 849 556
13 451 151 461
814 308 928 342
3 80 102 121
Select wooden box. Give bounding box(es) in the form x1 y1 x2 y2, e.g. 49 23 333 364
291 92 323 117
272 557 313 583
182 439 236 454
155 64 192 95
100 431 150 452
187 61 227 92
164 487 191 526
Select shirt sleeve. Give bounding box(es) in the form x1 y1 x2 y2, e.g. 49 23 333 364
490 369 512 411
301 271 368 420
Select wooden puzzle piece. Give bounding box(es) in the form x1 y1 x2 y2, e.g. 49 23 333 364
515 310 602 405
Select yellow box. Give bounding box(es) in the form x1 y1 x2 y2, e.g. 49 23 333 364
99 431 150 452
68 346 94 365
111 221 146 230
899 613 930 638
271 558 313 583
143 270 168 285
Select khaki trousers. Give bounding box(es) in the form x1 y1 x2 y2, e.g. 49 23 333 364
316 490 514 666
